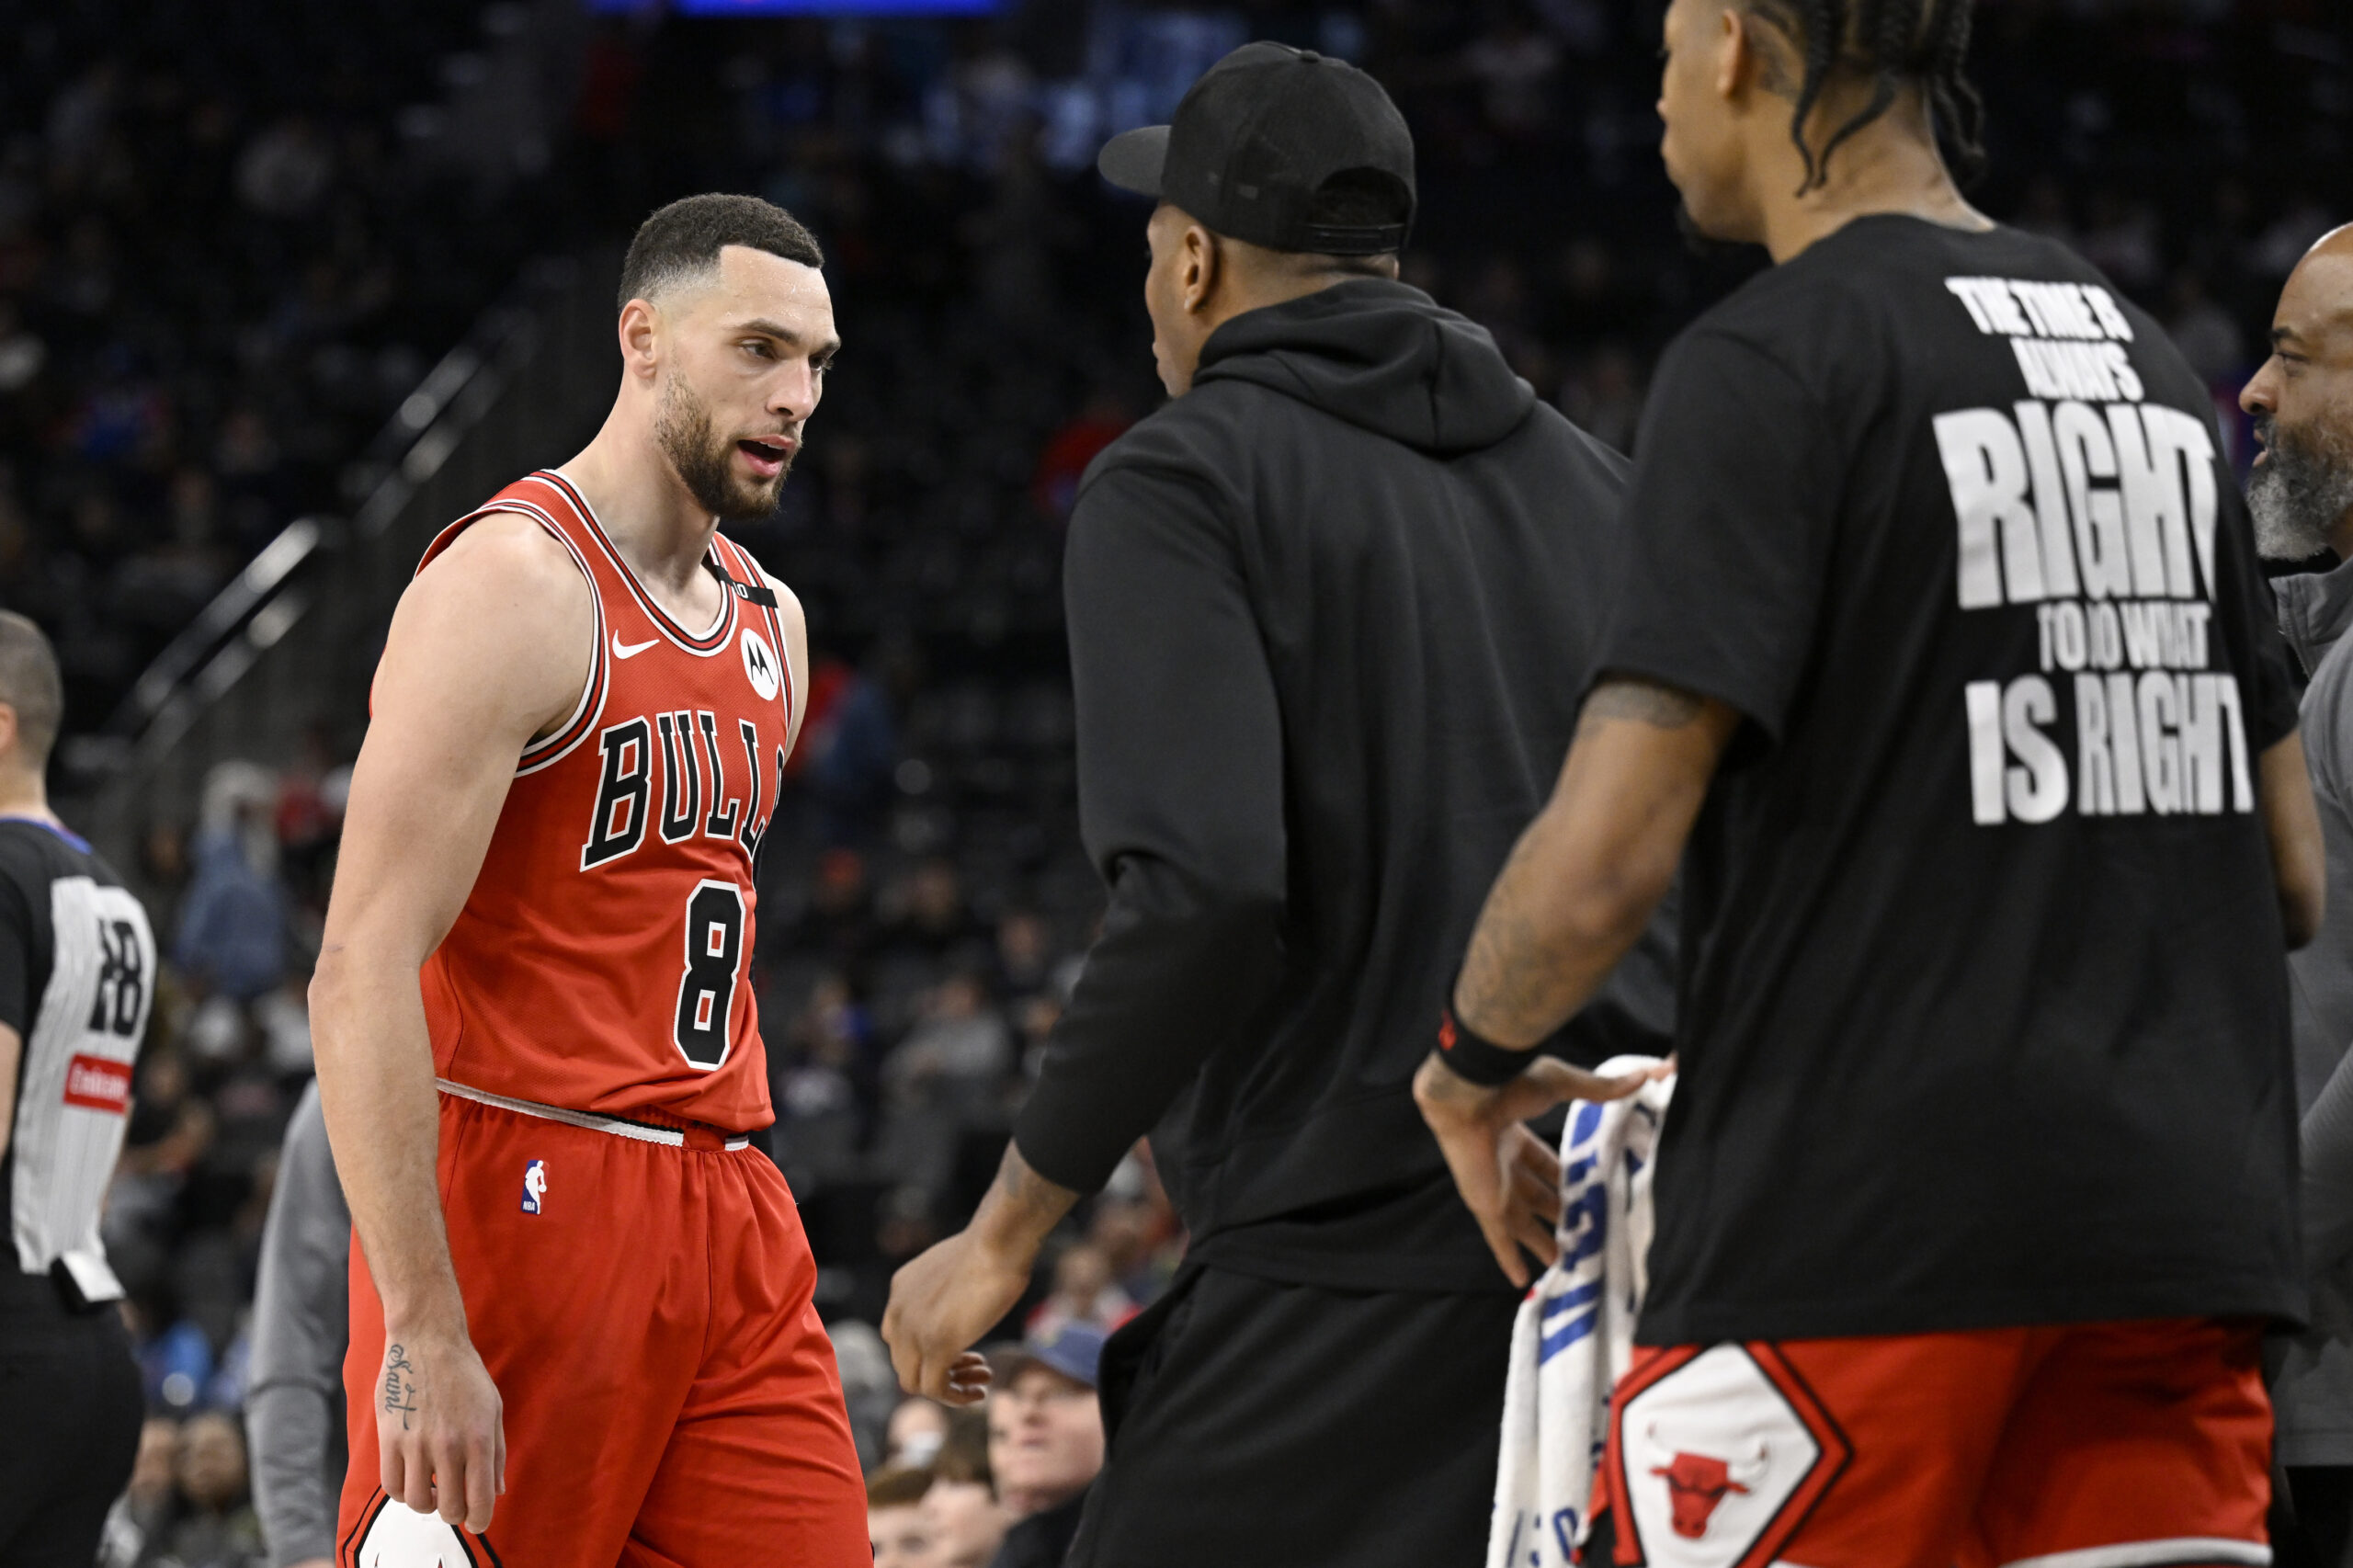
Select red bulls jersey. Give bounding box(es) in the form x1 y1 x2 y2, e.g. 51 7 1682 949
416 472 794 1132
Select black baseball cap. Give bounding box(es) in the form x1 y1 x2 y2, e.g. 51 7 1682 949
1097 42 1415 256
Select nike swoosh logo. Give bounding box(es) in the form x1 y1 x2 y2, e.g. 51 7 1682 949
612 634 658 659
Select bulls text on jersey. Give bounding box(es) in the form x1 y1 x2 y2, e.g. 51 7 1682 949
581 711 785 871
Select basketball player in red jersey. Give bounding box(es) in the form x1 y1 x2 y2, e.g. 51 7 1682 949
310 194 870 1566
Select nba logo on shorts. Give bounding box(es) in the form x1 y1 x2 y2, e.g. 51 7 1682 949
521 1159 547 1215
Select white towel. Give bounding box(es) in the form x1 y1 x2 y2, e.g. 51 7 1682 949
1486 1056 1675 1568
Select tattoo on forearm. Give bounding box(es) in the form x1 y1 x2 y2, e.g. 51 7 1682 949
1581 678 1705 730
994 1142 1081 1228
1454 839 1586 1044
382 1344 421 1431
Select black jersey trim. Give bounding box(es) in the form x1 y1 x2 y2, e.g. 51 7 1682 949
713 533 798 736
340 1487 387 1563
536 471 737 656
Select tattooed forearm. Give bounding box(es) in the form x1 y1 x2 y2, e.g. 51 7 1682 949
1579 677 1707 731
971 1142 1082 1259
1452 680 1729 1048
1453 830 1597 1046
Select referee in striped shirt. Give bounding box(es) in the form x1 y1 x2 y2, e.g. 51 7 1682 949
0 612 151 1564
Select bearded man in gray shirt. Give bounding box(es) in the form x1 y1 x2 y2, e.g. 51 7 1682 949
2250 221 2353 1565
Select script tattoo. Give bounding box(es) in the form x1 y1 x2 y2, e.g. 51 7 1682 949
381 1344 421 1431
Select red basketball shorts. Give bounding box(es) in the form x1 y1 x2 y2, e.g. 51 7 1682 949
1589 1317 2270 1568
335 1088 869 1568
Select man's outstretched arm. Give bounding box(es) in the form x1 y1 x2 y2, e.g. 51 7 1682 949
310 515 590 1533
881 1142 1081 1403
1415 677 1739 1287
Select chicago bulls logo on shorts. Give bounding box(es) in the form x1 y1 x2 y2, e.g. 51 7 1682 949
1651 1446 1758 1539
1610 1345 1850 1568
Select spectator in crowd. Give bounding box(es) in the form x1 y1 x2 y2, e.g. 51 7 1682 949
172 763 288 1004
98 1415 186 1568
1023 1242 1134 1339
889 971 1014 1096
924 1409 1007 1568
992 910 1055 1002
878 970 1015 1208
983 1323 1105 1568
806 664 901 848
835 1317 916 1474
2251 222 2353 1567
885 1395 952 1471
868 1466 938 1568
135 1410 267 1568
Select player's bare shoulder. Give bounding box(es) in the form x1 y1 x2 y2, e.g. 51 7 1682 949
383 509 597 750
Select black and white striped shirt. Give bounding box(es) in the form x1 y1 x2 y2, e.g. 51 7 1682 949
0 818 154 1306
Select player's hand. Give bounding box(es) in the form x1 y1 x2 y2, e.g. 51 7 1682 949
374 1324 506 1534
1413 1051 1659 1289
881 1229 1029 1406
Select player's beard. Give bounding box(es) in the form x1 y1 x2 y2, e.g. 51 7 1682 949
2248 410 2353 562
655 371 794 522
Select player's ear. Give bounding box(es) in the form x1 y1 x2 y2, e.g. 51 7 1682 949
1717 2 1757 103
618 298 663 382
1184 224 1221 316
0 701 17 765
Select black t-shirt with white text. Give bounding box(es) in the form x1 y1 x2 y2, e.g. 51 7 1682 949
1608 216 2304 1345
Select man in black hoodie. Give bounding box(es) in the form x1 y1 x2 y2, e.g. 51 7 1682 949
881 44 1665 1566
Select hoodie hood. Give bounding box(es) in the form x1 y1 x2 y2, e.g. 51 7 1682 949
1190 278 1536 457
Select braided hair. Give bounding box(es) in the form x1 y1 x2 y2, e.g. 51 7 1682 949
1741 0 1986 193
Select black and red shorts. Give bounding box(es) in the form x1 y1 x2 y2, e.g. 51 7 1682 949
1589 1316 2270 1568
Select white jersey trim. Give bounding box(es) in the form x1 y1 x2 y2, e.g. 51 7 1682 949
416 498 609 777
435 1078 750 1150
539 471 739 658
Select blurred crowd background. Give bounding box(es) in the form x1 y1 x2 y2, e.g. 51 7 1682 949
4 0 2348 1560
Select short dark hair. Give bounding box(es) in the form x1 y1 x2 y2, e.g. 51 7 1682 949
1743 0 1985 192
0 611 63 768
865 1465 934 1509
618 193 824 312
